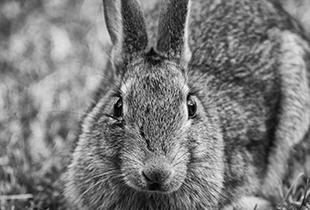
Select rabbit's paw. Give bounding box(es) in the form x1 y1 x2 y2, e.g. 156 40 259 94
222 196 273 210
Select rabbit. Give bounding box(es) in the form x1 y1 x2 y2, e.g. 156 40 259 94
65 0 310 209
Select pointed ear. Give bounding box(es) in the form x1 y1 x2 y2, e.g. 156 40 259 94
156 0 192 69
103 0 148 70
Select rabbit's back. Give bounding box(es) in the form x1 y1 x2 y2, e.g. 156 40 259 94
188 0 307 74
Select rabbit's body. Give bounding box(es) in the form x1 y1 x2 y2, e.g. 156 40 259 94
65 0 310 209
188 0 310 206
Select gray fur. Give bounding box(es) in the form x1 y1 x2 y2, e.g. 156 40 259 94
65 0 310 209
156 0 192 68
103 0 148 71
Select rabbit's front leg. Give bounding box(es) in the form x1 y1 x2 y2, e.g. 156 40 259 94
222 196 273 210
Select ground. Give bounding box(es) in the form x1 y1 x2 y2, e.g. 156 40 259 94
0 0 309 209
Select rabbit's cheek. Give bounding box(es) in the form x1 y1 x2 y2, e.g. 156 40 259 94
182 120 225 195
121 166 146 191
119 149 146 191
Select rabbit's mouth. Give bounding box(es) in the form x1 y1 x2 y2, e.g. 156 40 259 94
144 182 173 193
146 182 162 191
128 171 185 194
139 168 182 193
122 172 185 194
121 156 187 194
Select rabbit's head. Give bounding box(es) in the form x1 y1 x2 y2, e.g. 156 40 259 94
73 0 224 205
98 0 225 195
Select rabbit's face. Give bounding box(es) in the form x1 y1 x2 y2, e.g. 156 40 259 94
99 55 224 197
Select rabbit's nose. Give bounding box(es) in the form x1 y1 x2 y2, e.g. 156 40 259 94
142 167 173 185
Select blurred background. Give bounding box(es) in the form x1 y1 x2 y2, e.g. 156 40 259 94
0 0 309 209
0 0 110 209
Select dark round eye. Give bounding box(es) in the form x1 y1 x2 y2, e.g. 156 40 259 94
187 96 197 119
113 98 123 118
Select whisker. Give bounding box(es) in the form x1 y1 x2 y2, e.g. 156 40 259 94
99 42 118 69
77 169 124 198
104 113 121 121
296 0 310 23
95 71 124 95
68 59 122 96
188 70 207 94
39 110 84 116
172 152 189 167
98 43 131 97
80 178 106 198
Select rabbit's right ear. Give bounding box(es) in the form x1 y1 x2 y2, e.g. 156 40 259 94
103 0 148 73
156 0 192 70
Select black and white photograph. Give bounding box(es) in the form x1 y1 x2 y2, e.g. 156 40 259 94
0 0 310 209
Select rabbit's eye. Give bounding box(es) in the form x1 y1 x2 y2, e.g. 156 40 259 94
187 96 197 119
113 98 123 118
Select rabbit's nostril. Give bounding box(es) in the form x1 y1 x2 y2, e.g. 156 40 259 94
142 171 152 182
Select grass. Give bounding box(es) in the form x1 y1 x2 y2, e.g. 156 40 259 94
275 173 310 210
0 0 309 209
0 0 108 209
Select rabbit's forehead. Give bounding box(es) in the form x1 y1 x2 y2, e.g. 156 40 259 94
119 64 189 122
121 70 189 133
122 67 189 102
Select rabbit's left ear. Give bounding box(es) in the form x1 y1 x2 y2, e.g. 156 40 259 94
103 0 148 70
156 0 192 69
